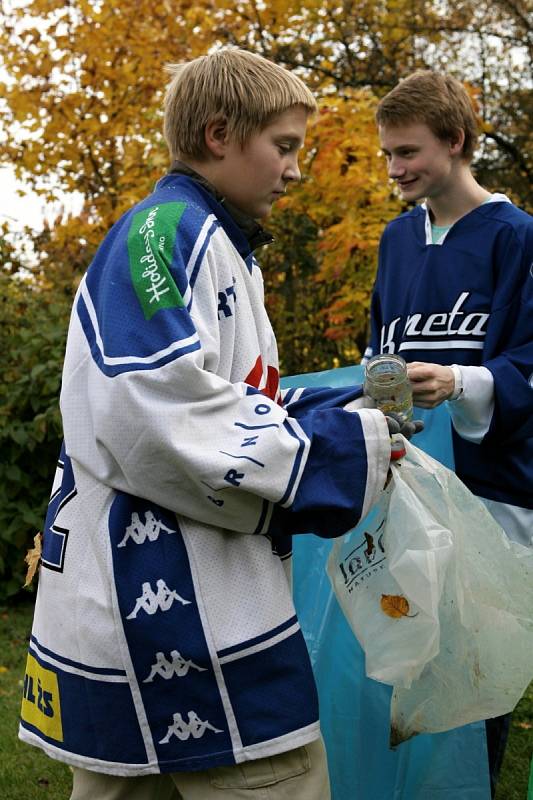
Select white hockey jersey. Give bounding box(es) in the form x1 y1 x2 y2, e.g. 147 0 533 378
19 174 390 774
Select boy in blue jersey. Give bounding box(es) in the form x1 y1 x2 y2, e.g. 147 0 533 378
367 70 533 797
20 48 420 800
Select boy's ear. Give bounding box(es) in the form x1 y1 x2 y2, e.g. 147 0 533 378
449 128 465 156
204 117 229 159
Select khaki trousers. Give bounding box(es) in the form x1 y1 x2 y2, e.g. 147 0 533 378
70 737 330 800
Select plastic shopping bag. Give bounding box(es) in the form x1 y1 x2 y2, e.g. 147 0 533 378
327 438 533 745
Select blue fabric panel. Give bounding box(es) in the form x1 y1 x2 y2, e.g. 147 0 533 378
290 407 369 537
221 630 319 748
284 385 365 413
109 494 235 771
282 366 490 800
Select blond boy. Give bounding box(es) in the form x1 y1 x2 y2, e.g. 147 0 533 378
20 49 396 799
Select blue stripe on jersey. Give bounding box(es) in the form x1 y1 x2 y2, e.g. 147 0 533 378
221 630 318 747
77 290 202 377
187 219 220 296
253 498 271 535
217 616 298 659
244 254 255 274
109 494 234 770
277 420 308 507
283 387 297 405
30 637 127 677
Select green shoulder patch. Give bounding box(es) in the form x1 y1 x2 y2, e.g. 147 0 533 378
127 202 187 320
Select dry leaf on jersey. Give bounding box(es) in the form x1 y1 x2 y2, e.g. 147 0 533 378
24 532 42 587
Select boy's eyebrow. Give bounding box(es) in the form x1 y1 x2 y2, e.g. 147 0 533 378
380 143 419 154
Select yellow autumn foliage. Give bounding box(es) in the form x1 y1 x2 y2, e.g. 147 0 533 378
0 0 530 364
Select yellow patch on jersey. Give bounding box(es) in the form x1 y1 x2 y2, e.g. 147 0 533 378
21 653 63 742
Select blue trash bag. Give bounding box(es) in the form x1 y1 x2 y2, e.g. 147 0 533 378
282 365 490 800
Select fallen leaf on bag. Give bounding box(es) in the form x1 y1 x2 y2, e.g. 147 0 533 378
380 594 417 618
23 533 42 587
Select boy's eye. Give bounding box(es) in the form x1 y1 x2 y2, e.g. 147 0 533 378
276 140 300 155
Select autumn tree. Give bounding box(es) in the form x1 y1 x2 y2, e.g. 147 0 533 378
3 0 529 335
262 90 402 370
0 0 531 594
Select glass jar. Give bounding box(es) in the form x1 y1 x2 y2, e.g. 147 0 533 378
364 354 413 424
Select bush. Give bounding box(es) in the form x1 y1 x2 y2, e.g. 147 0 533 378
0 271 69 599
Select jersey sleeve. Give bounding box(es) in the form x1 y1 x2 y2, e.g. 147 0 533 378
447 365 495 443
61 203 390 539
480 221 533 445
276 386 390 536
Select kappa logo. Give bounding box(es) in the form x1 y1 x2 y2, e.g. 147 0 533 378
126 579 191 619
159 710 223 744
117 511 175 547
143 650 207 682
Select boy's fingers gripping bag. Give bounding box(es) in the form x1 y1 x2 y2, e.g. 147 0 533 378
327 438 533 746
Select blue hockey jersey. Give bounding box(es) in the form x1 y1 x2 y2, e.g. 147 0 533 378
368 199 533 511
19 174 390 775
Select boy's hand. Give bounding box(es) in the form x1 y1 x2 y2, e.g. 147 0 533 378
385 413 424 440
407 362 455 408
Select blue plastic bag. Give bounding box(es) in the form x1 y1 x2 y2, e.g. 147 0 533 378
283 366 490 800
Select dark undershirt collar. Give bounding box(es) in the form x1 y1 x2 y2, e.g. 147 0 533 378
168 160 274 252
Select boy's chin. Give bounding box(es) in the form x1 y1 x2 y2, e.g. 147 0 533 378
253 205 273 221
399 186 421 201
400 191 425 205
231 200 272 220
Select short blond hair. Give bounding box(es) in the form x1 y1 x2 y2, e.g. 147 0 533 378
376 71 479 162
163 48 317 161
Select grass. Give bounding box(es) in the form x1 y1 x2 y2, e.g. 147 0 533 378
0 601 71 800
494 680 533 800
0 598 72 800
0 598 531 799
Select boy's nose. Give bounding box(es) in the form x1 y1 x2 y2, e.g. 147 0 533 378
284 158 301 182
388 157 405 179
